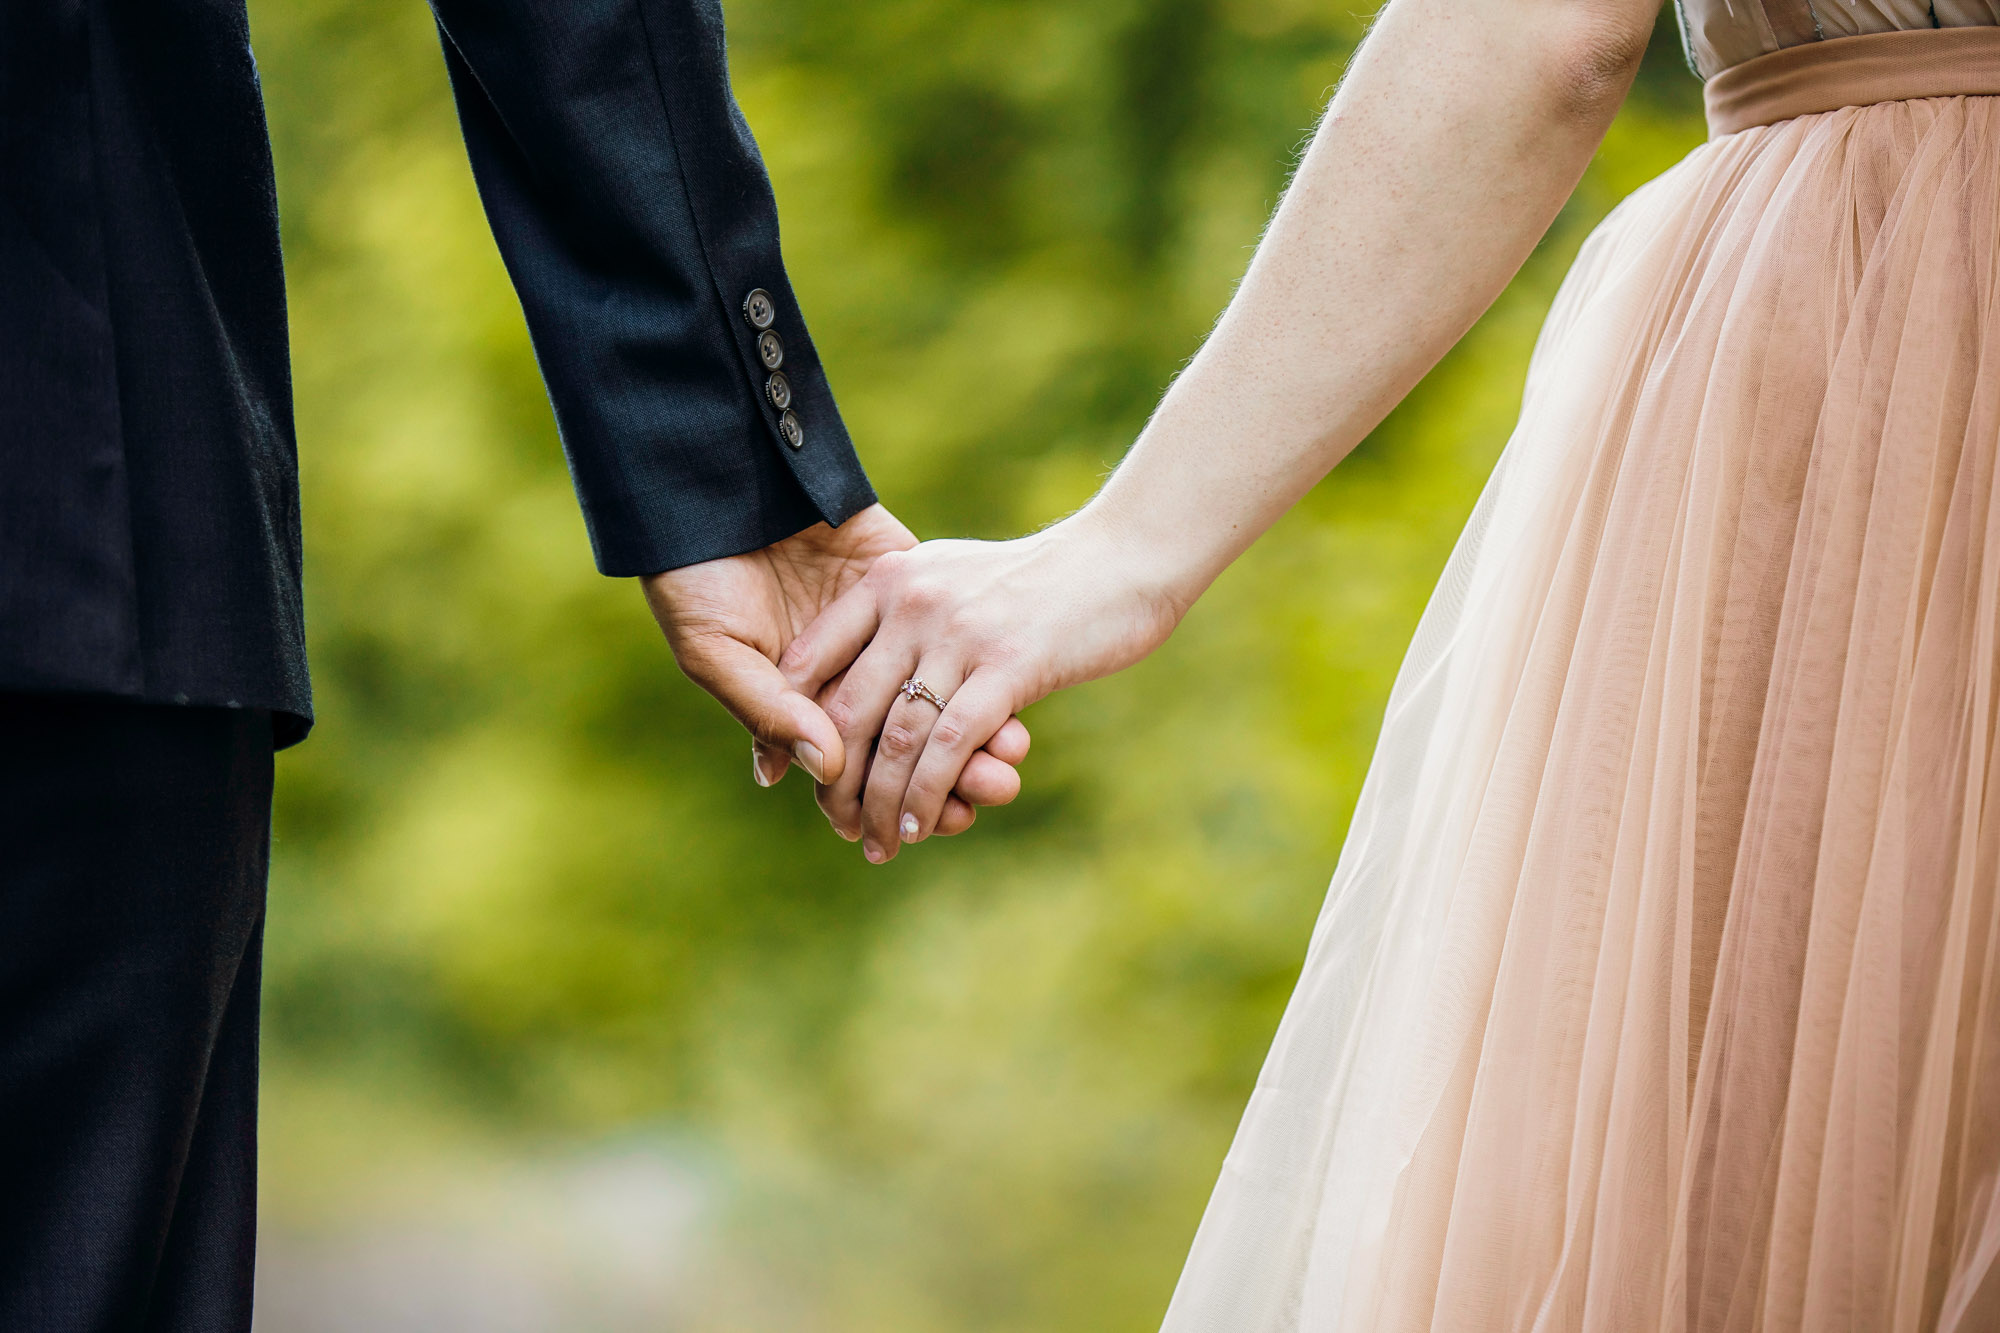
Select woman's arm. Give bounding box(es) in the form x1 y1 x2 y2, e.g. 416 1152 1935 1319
790 0 1664 862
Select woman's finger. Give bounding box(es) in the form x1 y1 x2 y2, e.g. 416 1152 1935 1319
802 652 1021 843
809 667 858 839
779 579 882 700
819 738 1016 825
859 656 965 861
818 638 922 845
900 670 1019 844
817 742 868 841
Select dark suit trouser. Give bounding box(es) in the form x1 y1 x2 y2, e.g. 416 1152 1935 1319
0 695 272 1333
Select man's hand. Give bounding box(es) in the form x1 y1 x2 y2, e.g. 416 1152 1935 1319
642 505 1028 836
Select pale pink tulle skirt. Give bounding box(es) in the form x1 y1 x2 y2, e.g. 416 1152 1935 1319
1164 32 2000 1333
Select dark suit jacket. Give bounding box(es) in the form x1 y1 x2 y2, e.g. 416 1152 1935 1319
0 0 875 747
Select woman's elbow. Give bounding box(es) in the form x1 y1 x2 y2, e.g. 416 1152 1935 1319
1538 2 1657 117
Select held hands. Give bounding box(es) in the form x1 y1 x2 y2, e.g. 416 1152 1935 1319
780 514 1187 862
643 504 1029 837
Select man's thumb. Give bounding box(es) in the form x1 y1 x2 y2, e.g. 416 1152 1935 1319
773 690 844 785
698 638 846 785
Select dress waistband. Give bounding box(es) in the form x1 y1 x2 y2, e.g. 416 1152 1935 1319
1705 26 2000 137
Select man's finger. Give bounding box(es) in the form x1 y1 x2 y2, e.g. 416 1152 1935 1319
941 717 1028 806
937 796 977 837
953 751 1023 807
752 739 790 788
984 717 1031 768
682 633 846 786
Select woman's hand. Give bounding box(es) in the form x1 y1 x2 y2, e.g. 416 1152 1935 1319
781 514 1188 862
774 0 1653 862
642 503 1030 837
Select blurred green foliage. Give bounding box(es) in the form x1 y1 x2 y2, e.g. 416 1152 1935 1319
251 2 1705 1327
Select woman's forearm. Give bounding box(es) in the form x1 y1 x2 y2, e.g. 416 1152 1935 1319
1081 0 1660 610
788 0 1665 857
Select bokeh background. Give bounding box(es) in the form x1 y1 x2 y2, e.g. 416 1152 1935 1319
248 3 1706 1328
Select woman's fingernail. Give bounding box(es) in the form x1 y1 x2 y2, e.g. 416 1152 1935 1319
900 813 920 843
752 751 775 788
864 842 887 864
793 741 827 784
837 825 860 843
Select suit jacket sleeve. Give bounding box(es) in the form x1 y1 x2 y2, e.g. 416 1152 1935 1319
428 0 876 576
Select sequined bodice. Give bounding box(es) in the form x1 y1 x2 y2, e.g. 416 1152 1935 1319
1679 0 2000 78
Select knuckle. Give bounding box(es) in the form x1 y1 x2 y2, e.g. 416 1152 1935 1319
866 549 909 586
943 600 987 633
904 771 944 810
878 721 922 761
929 716 968 752
824 697 856 734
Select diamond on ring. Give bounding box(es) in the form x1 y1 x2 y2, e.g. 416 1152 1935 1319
899 678 947 711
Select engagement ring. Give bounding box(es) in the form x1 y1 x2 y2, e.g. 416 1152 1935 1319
899 678 947 711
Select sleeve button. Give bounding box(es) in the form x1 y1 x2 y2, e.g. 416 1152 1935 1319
757 329 785 370
779 409 804 449
743 288 776 330
765 371 793 411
